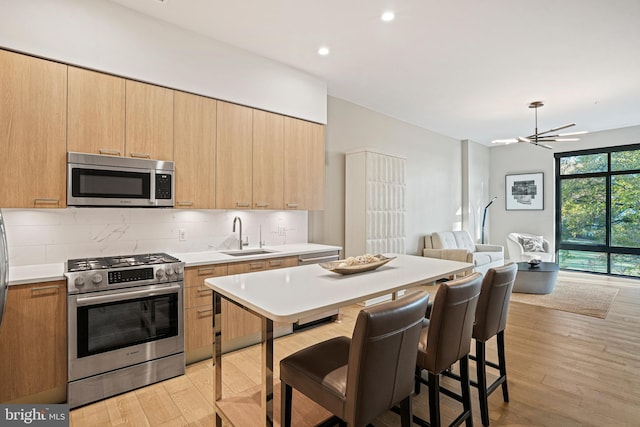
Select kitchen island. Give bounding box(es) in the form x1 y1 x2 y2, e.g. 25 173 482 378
205 253 473 426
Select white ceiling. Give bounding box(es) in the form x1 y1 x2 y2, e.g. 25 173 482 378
110 0 640 146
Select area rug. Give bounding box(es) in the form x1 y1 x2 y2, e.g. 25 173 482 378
510 280 619 319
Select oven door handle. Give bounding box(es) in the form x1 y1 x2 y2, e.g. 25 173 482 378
74 283 181 306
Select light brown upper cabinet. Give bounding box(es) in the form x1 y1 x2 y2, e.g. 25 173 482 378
284 117 325 210
252 110 284 210
174 92 217 209
0 50 67 208
216 101 253 209
67 66 125 156
125 80 174 161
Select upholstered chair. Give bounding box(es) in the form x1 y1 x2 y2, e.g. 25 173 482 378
415 272 483 427
506 232 553 262
280 290 430 427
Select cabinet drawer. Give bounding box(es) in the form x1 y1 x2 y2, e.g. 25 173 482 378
185 263 228 286
185 284 214 309
185 305 213 352
265 256 298 270
228 260 266 274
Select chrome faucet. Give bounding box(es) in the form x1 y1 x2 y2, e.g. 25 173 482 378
232 216 243 250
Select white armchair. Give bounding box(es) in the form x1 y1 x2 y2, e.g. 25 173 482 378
506 233 553 262
423 230 504 276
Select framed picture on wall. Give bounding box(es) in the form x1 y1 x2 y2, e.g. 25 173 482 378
505 172 544 210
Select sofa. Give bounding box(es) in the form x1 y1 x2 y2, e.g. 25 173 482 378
506 232 554 262
423 230 504 276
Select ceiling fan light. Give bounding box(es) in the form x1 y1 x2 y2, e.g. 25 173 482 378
558 130 588 136
495 103 583 149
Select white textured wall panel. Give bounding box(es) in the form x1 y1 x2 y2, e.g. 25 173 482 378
346 150 406 257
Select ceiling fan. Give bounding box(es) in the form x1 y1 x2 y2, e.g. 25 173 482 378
492 101 587 149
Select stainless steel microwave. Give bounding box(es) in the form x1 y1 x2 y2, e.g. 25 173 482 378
67 152 174 207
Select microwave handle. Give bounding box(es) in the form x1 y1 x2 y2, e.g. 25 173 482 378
150 170 157 206
75 283 181 306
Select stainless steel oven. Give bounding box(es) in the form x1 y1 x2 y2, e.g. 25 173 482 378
66 253 184 409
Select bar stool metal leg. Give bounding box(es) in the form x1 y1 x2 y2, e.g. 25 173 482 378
476 341 489 426
497 331 509 402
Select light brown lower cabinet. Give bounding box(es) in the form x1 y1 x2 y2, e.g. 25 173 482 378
226 257 297 337
183 256 298 364
184 264 228 364
0 281 67 403
185 305 215 351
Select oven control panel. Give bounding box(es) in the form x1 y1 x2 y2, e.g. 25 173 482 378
66 262 184 294
109 267 154 284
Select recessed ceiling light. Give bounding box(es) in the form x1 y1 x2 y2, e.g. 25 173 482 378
381 11 395 22
318 47 330 56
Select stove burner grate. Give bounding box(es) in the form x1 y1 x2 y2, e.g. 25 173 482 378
66 253 180 272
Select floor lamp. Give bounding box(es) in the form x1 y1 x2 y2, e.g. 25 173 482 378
481 196 497 244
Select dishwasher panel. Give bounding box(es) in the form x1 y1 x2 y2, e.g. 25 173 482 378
295 250 341 328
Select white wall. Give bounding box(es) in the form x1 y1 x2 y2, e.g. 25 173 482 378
0 0 326 123
489 125 640 260
309 97 463 255
2 208 308 266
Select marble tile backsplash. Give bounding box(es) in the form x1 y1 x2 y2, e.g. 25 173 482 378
1 208 308 266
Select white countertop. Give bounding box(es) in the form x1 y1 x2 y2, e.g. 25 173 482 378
8 263 66 286
173 243 341 267
204 254 473 323
7 243 341 286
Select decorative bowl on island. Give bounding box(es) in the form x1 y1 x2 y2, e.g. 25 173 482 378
320 254 396 275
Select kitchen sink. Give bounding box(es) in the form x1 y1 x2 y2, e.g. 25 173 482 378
220 249 279 257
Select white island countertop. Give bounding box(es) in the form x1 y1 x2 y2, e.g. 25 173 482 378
205 254 473 324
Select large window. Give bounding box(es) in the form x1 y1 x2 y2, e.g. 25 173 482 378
555 144 640 277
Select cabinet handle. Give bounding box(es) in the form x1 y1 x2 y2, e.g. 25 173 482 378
235 202 250 208
255 202 269 208
130 152 151 159
34 198 60 205
197 287 212 294
197 308 213 315
177 201 194 206
298 255 339 263
98 148 121 156
249 263 264 270
198 267 215 275
31 285 60 292
268 260 282 267
286 203 299 208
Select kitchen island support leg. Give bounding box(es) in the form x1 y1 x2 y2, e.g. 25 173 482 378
262 316 274 426
213 292 223 427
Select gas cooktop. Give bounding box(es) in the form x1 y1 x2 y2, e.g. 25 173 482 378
67 253 180 272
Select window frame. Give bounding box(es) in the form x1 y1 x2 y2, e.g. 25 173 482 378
554 143 640 277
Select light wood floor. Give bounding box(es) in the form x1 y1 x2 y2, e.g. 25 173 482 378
70 271 640 426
